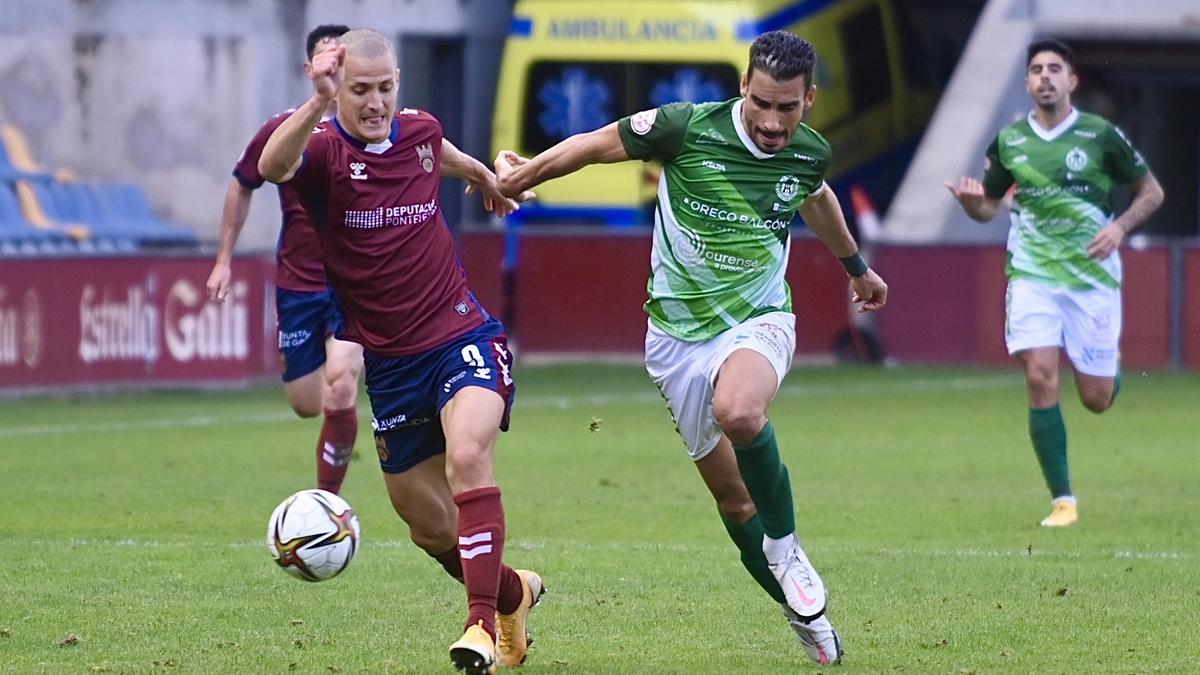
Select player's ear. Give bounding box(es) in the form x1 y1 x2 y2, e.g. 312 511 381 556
803 82 817 112
1068 71 1078 94
303 61 313 78
739 71 749 97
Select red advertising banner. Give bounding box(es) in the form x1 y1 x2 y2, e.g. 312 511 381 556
0 255 277 392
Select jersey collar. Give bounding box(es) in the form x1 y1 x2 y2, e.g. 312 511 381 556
1027 107 1078 141
333 115 400 154
731 99 776 160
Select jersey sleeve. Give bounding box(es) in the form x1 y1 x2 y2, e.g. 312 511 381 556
617 102 693 163
286 129 333 192
232 112 290 189
1103 123 1149 185
981 135 1014 200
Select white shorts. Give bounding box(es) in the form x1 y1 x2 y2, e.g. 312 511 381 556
644 312 796 461
1005 278 1121 377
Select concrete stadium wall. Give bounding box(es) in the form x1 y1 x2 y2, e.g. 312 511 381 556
0 0 508 250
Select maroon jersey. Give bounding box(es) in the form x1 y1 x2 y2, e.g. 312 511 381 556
286 110 487 356
234 110 328 293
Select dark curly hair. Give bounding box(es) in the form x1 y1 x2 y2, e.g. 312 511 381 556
748 30 817 88
1027 38 1075 71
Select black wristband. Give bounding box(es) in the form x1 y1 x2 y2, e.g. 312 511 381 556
839 253 868 277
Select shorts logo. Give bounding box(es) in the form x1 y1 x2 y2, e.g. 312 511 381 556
493 340 513 386
279 328 312 349
630 109 657 135
474 367 491 380
374 435 389 462
1065 147 1088 172
443 370 467 393
416 143 435 173
349 162 367 180
455 302 469 315
372 413 431 432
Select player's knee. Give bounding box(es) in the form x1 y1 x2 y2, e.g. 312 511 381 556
409 525 455 555
444 444 494 490
1081 391 1112 414
1024 370 1058 401
716 497 756 524
324 371 358 409
712 399 764 441
287 398 322 418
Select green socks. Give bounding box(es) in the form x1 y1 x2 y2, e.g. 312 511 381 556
1029 405 1071 498
720 512 787 605
732 421 796 539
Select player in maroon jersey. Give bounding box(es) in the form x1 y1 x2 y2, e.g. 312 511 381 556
205 25 362 497
258 29 540 675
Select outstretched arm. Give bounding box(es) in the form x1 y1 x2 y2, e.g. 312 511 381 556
441 138 531 217
206 179 254 302
495 122 630 198
1087 171 1164 259
799 186 888 313
944 176 1002 222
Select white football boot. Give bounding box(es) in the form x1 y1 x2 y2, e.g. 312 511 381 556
765 534 827 620
783 604 844 665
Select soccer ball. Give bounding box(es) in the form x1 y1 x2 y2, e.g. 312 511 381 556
267 489 361 582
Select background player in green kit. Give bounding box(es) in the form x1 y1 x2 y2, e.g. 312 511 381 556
496 30 887 666
945 39 1164 528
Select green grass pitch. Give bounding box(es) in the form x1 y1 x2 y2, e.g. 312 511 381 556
1 365 1197 673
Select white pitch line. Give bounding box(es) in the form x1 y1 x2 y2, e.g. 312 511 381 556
0 374 1022 439
19 537 1193 562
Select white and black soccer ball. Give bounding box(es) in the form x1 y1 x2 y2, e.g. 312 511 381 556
267 489 361 582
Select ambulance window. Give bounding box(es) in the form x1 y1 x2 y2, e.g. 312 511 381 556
523 61 625 154
633 63 740 110
522 61 739 153
840 4 891 110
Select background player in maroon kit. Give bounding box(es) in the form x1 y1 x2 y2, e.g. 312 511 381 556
258 29 540 675
205 25 363 496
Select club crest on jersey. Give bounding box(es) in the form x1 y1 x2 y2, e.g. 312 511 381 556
349 162 367 180
630 109 657 135
1065 147 1088 172
416 143 435 173
775 175 800 202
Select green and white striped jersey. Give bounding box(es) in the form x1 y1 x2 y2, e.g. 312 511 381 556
617 98 830 342
982 108 1149 290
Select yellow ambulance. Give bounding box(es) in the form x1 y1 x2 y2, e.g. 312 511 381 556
491 0 934 225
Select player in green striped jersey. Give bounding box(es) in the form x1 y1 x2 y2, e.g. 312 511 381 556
945 39 1163 528
497 31 888 665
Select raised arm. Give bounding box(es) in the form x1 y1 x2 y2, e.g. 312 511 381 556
205 179 254 302
1087 170 1165 259
259 45 344 183
496 122 630 198
799 186 888 312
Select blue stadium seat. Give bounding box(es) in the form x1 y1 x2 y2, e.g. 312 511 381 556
0 125 53 182
85 181 197 247
0 181 70 254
